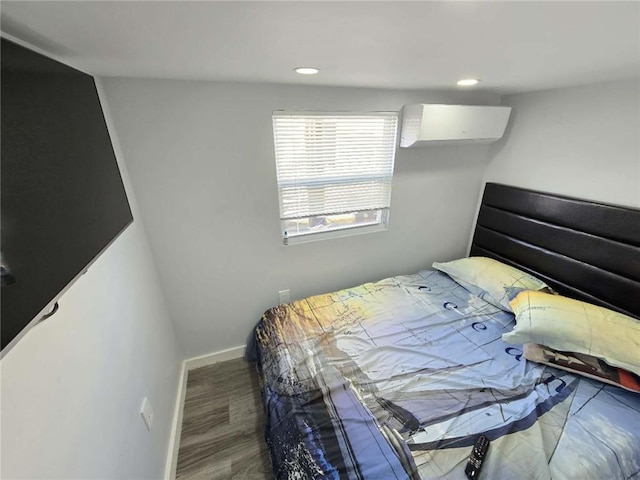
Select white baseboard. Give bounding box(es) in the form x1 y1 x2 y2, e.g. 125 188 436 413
184 345 246 371
164 361 188 480
164 345 246 479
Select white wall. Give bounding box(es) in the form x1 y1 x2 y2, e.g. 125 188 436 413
0 83 182 479
485 78 640 207
100 79 500 357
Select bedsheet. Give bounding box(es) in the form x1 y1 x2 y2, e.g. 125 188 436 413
252 270 640 479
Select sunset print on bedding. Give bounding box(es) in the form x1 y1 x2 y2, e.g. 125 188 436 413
253 271 640 479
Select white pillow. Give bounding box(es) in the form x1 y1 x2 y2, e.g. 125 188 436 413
503 290 640 377
432 256 549 312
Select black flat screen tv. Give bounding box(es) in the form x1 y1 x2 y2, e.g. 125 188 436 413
1 38 133 353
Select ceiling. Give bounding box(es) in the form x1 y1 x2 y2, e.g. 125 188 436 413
1 1 639 94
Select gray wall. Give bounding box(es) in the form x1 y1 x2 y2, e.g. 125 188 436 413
101 79 500 357
0 83 182 479
484 78 640 207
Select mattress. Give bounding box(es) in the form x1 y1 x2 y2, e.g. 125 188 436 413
251 270 640 479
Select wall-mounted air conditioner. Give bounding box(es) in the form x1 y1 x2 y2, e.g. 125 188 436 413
400 104 512 148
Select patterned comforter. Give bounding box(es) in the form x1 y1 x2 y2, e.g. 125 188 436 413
252 270 640 479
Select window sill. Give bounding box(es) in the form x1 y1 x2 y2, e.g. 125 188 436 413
283 223 387 245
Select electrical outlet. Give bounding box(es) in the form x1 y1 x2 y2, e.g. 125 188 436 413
140 397 154 431
278 289 290 304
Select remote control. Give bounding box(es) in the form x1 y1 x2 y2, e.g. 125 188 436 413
464 434 490 479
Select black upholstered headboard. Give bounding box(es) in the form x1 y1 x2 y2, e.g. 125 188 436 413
470 183 640 319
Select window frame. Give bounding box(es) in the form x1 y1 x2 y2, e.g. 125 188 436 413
272 110 399 245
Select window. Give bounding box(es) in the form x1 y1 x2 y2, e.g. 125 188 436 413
272 111 398 244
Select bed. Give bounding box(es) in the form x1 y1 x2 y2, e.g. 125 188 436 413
249 183 640 479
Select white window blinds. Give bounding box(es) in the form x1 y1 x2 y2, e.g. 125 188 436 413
272 111 398 241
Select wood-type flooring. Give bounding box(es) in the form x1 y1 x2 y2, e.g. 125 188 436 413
175 358 272 480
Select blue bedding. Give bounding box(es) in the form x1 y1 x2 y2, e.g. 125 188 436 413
252 270 640 479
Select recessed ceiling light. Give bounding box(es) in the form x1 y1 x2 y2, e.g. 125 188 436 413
457 78 480 87
294 67 319 75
